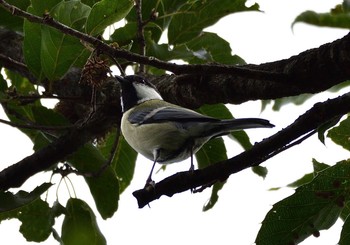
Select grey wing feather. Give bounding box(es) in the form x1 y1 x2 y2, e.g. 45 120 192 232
128 107 219 125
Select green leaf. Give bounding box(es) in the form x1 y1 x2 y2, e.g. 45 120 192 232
202 181 226 211
344 0 350 13
318 116 342 144
168 0 259 44
328 116 350 151
271 94 313 111
252 166 268 179
18 199 54 242
287 159 330 188
195 137 227 169
61 198 106 245
0 0 30 31
23 14 44 79
185 32 245 65
339 214 350 245
270 159 329 190
0 183 54 242
6 69 35 93
256 160 350 245
86 0 133 36
195 104 231 168
98 130 137 194
293 10 350 29
312 158 331 173
23 1 62 80
287 173 314 188
31 0 61 14
67 143 119 219
0 183 52 213
40 1 91 80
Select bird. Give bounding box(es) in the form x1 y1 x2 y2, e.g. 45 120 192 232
116 75 274 186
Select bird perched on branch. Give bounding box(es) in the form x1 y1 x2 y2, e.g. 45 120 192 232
116 75 274 186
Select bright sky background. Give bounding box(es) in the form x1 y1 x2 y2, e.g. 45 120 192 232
0 0 349 244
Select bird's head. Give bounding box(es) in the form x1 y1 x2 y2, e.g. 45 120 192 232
116 75 163 112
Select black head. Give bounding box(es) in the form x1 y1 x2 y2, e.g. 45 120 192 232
116 75 163 112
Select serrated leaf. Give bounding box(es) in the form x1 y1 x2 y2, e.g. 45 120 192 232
293 10 350 29
67 143 119 219
40 1 91 80
61 198 106 245
98 129 137 194
168 0 259 44
327 116 350 151
256 160 350 245
86 0 133 36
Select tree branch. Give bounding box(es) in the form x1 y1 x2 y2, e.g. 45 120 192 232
0 107 116 190
133 92 350 208
0 0 297 81
1 0 349 106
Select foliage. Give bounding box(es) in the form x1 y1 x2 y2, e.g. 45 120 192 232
0 0 349 244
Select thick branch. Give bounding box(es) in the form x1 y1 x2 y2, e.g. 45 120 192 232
133 92 350 208
0 108 115 190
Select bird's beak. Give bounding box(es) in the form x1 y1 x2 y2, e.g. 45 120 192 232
115 75 128 84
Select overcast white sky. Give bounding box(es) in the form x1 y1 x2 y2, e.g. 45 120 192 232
0 1 349 244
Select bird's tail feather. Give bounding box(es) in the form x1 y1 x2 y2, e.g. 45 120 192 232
206 118 274 138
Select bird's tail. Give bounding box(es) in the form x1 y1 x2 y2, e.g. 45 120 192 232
207 118 274 138
221 118 274 130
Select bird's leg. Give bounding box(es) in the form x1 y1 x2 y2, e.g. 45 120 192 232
145 149 160 188
189 146 194 172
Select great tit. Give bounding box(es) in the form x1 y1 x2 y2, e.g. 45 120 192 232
116 75 274 185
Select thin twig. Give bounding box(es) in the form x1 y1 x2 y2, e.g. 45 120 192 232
0 118 74 130
0 0 289 81
135 0 146 73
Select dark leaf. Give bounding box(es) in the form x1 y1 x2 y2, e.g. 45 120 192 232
256 160 350 245
67 143 119 219
98 130 137 194
339 213 350 245
61 198 106 245
293 10 350 29
328 116 350 151
0 183 54 242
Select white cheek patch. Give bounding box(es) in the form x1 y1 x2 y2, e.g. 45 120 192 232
134 83 163 104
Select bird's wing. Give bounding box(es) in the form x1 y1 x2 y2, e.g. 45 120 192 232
128 106 219 125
